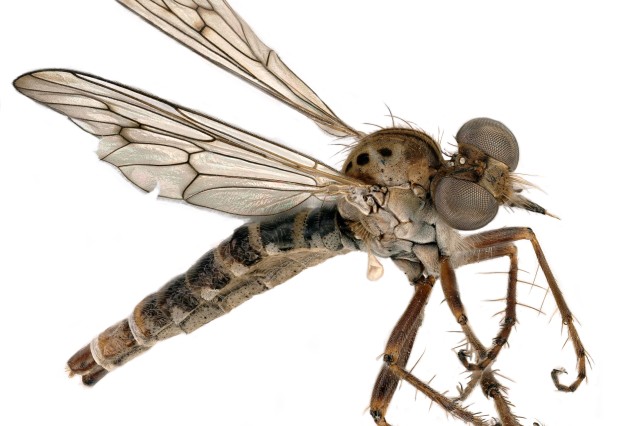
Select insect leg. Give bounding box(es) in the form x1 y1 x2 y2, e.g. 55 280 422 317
464 228 588 392
370 274 492 426
385 363 494 426
479 369 523 426
441 257 523 426
451 243 519 373
369 274 433 425
440 257 486 358
444 243 519 403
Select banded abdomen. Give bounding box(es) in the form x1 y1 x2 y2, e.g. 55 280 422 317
68 206 355 385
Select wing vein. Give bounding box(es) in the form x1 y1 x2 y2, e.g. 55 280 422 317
14 69 366 216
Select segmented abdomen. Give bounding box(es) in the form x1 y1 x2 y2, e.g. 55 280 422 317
68 206 355 385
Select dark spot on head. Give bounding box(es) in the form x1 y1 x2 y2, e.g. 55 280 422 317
356 153 370 166
378 147 392 157
345 161 353 172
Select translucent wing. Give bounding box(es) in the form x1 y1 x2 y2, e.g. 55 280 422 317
14 69 365 216
117 0 361 138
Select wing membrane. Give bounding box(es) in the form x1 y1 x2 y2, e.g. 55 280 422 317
14 69 364 216
117 0 361 138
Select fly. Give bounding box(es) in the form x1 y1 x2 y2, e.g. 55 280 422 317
13 1 587 425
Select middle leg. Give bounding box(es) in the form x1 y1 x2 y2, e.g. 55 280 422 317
449 243 519 372
441 248 522 425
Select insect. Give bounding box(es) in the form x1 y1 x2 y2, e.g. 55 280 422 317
13 0 587 424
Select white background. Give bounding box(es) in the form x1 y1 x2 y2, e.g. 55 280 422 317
1 1 637 425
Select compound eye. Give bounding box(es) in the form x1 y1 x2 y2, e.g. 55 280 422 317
433 177 499 230
456 117 519 170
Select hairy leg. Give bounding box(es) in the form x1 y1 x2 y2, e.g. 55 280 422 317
370 274 493 426
465 227 587 392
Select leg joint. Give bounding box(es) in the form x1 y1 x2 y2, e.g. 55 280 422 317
492 336 507 347
369 409 382 421
502 316 516 326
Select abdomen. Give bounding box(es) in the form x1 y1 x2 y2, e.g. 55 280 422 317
67 205 355 385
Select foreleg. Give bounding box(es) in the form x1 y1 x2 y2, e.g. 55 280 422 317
465 228 587 392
